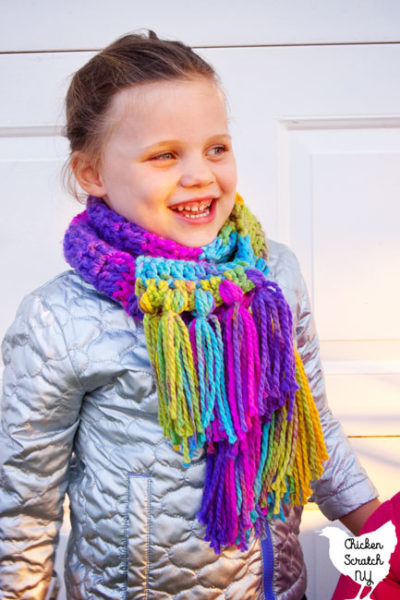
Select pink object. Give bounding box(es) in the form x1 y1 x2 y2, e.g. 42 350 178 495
331 492 400 599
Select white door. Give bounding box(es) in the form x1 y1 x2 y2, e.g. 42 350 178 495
1 3 399 599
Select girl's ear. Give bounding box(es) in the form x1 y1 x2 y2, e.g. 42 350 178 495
71 151 107 197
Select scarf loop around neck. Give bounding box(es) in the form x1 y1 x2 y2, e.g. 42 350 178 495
64 195 328 553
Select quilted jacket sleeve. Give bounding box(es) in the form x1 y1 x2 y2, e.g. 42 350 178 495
294 264 378 520
0 291 84 600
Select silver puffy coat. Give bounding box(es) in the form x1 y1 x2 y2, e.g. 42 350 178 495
0 241 377 600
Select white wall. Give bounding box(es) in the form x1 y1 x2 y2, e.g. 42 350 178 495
1 2 400 599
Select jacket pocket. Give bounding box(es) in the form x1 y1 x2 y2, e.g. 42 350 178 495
123 473 151 600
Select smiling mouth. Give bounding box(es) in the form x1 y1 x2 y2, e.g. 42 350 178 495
170 198 214 219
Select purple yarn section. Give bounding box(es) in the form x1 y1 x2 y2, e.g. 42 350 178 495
246 268 298 420
64 197 203 314
63 211 139 315
87 196 203 261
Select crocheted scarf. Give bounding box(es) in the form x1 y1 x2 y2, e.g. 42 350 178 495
64 194 328 553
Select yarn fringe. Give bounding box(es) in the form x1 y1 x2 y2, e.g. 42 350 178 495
139 274 328 553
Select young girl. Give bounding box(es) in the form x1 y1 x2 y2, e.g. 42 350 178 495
0 31 387 600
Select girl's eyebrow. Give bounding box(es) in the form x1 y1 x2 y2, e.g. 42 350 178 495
206 133 232 142
142 133 232 152
142 140 181 152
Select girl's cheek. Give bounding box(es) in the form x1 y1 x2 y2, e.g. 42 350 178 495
218 158 237 180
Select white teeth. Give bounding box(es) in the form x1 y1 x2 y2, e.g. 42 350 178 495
183 207 211 219
173 200 212 212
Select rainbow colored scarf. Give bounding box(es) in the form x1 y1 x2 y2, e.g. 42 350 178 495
64 194 328 553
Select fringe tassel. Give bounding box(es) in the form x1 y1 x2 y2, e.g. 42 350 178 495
141 283 203 463
218 279 261 438
247 268 298 419
139 275 328 553
197 278 328 553
189 288 237 445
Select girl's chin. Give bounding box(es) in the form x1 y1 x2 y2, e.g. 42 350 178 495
170 228 218 248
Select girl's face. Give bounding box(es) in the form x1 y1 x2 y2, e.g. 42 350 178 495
79 77 237 247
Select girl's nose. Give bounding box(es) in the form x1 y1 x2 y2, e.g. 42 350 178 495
179 156 215 188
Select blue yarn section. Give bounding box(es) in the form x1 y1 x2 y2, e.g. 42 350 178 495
200 231 237 262
253 422 271 504
261 524 276 600
135 229 270 285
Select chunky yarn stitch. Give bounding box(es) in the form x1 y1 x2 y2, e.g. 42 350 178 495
64 194 328 553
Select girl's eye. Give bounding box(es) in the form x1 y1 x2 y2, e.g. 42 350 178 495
208 144 228 156
149 151 175 161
